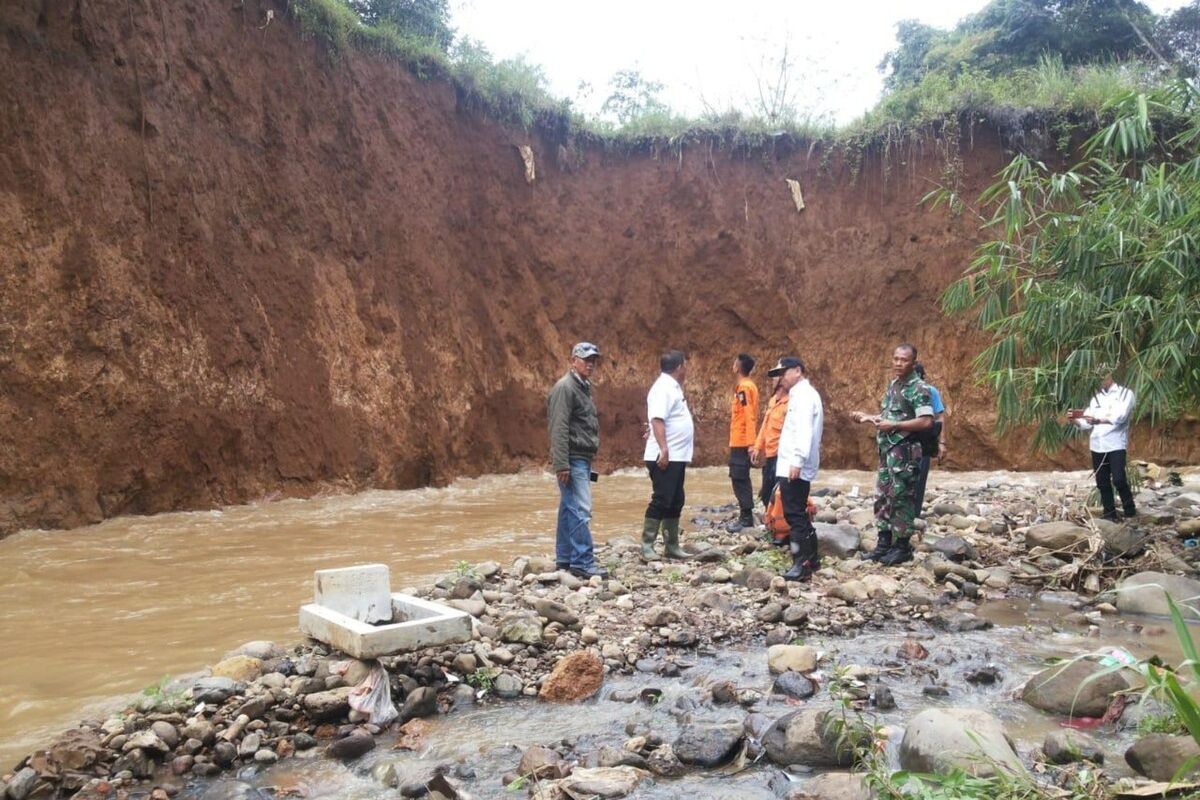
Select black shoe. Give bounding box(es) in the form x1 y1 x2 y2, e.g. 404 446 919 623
726 519 746 533
1123 507 1138 519
569 565 609 580
783 558 819 582
861 537 893 562
878 541 914 566
738 510 755 528
1101 511 1120 523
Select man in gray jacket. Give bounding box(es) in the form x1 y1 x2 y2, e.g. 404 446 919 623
547 342 608 579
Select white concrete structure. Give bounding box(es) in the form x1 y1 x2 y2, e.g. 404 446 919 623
300 565 471 659
313 564 393 624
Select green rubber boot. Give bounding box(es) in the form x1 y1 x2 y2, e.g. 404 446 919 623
641 517 661 561
663 518 687 559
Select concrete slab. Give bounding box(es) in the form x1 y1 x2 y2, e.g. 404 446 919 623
313 564 392 624
300 593 472 659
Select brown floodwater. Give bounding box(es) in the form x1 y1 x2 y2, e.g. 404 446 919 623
0 466 1145 768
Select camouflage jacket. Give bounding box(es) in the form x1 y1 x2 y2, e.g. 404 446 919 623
877 372 934 450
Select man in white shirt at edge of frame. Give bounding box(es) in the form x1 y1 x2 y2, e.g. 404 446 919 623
773 357 825 582
1067 369 1137 522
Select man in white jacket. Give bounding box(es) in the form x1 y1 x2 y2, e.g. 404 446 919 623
773 357 825 582
1069 371 1137 521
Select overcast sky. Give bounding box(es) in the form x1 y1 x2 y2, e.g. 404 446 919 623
450 0 1190 124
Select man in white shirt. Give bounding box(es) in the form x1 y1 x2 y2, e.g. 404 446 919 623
641 350 694 560
773 357 825 581
1069 372 1137 521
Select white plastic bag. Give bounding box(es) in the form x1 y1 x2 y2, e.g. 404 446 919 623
347 663 398 727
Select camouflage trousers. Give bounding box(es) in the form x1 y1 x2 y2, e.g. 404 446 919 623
874 441 923 542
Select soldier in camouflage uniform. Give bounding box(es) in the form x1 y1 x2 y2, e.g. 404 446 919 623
851 343 935 566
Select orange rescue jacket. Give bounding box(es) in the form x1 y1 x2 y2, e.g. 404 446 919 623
729 377 760 448
753 392 789 458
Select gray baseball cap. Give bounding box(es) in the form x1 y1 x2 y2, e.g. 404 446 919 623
572 342 601 359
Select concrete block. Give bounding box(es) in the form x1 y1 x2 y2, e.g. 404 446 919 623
313 564 392 624
300 593 472 659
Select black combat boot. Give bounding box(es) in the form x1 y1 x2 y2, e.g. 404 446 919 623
737 508 755 528
878 538 914 566
783 526 819 582
783 556 819 582
860 532 893 562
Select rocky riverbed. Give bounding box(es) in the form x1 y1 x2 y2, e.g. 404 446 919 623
5 467 1200 800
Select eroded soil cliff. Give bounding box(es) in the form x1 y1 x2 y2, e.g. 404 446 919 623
1 0 1195 536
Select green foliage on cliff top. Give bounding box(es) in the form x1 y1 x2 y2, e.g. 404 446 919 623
288 0 1196 151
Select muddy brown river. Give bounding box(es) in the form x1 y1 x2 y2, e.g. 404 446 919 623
0 466 1171 773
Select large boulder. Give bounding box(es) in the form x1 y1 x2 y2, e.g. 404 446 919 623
400 686 438 721
1116 572 1200 619
499 613 544 645
1125 734 1200 781
814 523 860 558
223 641 284 661
210 655 263 682
1025 522 1090 552
123 729 169 755
788 772 873 800
768 645 818 674
899 708 1025 777
828 580 868 604
302 686 354 721
199 784 267 800
518 746 570 780
539 651 604 702
535 598 579 626
672 722 743 767
928 534 978 562
46 728 105 771
191 676 240 704
763 709 860 767
1043 730 1104 764
1021 660 1132 717
5 769 39 800
552 767 647 798
1094 519 1146 557
325 734 376 761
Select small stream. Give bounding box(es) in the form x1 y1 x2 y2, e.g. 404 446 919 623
182 596 1183 799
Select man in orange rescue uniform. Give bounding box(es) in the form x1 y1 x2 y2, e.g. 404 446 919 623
727 353 759 531
751 359 791 520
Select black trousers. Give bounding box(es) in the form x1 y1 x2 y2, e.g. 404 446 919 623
645 460 687 520
779 477 817 562
914 455 932 518
760 456 779 509
728 447 755 513
1092 449 1136 516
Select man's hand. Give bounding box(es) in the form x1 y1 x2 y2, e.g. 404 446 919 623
556 469 571 485
875 419 896 433
749 447 762 467
641 422 651 441
852 412 881 425
656 451 669 469
788 465 801 481
937 442 947 460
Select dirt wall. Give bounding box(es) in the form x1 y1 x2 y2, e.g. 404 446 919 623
1 0 1195 536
